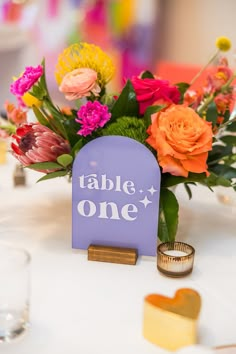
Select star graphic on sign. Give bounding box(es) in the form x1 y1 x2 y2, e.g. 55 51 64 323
148 185 158 195
139 196 152 208
139 189 144 193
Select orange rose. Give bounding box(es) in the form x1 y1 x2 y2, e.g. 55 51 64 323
146 105 213 177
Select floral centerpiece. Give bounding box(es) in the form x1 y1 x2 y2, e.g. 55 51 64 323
1 37 236 242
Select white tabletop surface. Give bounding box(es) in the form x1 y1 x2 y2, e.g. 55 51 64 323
0 152 236 354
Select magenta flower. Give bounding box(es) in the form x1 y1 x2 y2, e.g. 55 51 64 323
131 76 181 115
11 123 70 171
10 65 43 97
76 101 111 136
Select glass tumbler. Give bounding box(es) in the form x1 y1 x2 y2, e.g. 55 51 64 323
0 244 31 342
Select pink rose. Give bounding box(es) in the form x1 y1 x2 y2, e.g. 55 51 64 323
59 68 101 101
131 76 181 115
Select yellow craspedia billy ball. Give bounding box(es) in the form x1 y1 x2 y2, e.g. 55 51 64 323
215 36 231 51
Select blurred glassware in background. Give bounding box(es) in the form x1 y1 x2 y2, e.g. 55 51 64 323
0 244 31 342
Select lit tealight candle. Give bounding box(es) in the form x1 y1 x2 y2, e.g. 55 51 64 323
157 242 195 277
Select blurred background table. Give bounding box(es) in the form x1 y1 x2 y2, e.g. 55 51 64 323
0 152 236 354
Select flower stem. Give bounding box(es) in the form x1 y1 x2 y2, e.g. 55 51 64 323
197 94 214 115
221 71 236 92
190 50 219 86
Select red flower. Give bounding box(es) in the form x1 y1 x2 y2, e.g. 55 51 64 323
131 76 181 115
11 123 70 170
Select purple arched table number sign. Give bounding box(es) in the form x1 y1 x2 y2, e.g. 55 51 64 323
72 136 161 262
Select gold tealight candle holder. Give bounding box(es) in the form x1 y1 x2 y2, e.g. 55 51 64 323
157 242 195 277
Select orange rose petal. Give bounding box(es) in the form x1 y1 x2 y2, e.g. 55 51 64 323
181 152 209 174
146 135 157 150
159 155 188 177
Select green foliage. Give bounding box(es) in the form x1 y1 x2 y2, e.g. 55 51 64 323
102 116 148 146
220 135 236 146
175 82 190 103
32 105 50 127
37 170 68 182
57 154 73 168
206 102 218 125
71 138 87 157
144 105 165 129
110 80 139 121
26 162 63 171
208 144 232 165
141 70 155 79
227 120 236 132
158 188 179 242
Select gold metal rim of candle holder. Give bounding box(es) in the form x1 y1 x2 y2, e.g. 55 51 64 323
157 242 195 278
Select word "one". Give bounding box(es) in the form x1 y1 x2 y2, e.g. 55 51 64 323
77 200 138 221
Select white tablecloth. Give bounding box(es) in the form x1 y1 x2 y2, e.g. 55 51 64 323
0 153 236 354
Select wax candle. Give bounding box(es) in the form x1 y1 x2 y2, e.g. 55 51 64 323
164 250 187 257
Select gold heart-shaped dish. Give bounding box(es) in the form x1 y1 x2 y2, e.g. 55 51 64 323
143 288 201 351
145 288 201 319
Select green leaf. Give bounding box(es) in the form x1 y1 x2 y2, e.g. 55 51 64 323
158 188 179 242
221 135 236 146
71 138 86 157
184 183 195 199
206 102 218 125
26 162 62 170
57 154 73 167
43 99 68 140
39 58 47 89
31 85 46 100
207 144 232 165
161 172 207 188
140 70 155 79
37 170 67 182
111 80 139 120
63 117 82 147
226 120 236 132
32 105 50 127
209 166 236 181
144 105 165 129
175 82 190 103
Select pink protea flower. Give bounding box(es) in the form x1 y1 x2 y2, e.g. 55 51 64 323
76 101 111 136
10 65 43 96
59 68 101 101
11 123 70 169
